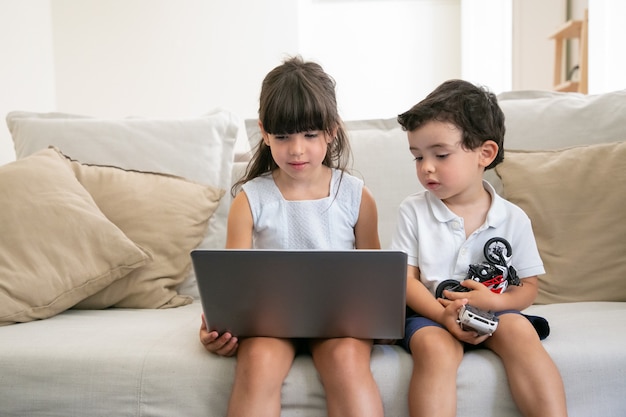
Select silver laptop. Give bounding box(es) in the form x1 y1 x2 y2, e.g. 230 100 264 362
191 249 407 339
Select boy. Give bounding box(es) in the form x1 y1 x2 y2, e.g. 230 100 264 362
391 79 568 417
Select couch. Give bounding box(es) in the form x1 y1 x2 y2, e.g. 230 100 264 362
1 89 625 417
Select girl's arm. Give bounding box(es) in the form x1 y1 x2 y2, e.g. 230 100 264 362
200 190 254 356
354 186 381 250
225 191 254 249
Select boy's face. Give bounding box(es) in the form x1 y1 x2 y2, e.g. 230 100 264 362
407 120 495 204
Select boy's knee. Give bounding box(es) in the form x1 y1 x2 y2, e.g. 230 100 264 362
410 328 462 361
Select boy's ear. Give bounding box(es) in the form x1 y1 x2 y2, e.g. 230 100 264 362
480 140 499 167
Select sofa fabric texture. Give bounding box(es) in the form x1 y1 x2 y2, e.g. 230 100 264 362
1 89 625 416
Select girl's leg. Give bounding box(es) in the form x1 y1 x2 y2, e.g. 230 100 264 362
485 313 568 417
310 337 383 417
227 337 296 417
408 326 463 417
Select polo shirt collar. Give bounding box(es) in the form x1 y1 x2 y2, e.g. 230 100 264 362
425 180 507 229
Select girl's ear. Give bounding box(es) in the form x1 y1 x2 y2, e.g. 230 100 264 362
259 121 270 146
326 126 339 144
480 140 499 168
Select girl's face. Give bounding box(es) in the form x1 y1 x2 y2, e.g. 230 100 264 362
261 127 335 178
407 120 493 204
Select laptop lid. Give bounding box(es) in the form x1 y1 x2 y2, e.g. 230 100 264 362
191 249 407 339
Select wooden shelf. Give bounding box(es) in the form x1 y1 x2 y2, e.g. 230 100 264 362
554 80 580 93
549 9 588 94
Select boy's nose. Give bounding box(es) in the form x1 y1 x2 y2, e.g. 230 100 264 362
420 159 435 174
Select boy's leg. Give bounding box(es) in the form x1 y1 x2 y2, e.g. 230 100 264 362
408 326 464 417
310 337 384 417
485 313 568 417
227 337 296 417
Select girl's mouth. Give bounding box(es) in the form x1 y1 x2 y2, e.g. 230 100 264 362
289 161 307 169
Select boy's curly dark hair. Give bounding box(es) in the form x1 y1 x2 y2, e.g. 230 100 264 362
397 79 505 170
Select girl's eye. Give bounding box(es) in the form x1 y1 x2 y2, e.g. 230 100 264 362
274 135 288 140
413 156 423 162
436 154 449 159
304 131 319 138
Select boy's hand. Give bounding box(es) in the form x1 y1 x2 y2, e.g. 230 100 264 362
443 279 494 311
199 315 238 357
438 298 491 345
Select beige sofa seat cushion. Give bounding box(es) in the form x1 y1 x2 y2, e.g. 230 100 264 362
0 148 149 325
495 141 626 304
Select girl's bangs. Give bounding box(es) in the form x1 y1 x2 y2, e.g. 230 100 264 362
263 88 334 135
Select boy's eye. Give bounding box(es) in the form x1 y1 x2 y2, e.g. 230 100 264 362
413 156 423 162
436 154 449 159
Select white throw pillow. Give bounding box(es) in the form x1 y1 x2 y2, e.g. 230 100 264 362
6 109 240 298
485 89 626 193
497 89 626 150
344 118 423 249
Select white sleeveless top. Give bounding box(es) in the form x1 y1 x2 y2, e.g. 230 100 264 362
242 168 363 249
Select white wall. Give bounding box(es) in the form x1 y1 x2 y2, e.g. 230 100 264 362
299 0 461 120
461 0 513 92
49 0 463 122
0 0 56 165
50 0 298 119
589 0 626 93
0 0 623 167
512 0 566 91
0 0 464 167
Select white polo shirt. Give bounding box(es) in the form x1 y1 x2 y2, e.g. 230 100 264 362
391 181 545 296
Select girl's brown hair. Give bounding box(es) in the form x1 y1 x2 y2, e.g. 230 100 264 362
232 56 351 195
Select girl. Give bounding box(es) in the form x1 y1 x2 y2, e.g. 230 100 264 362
199 56 384 417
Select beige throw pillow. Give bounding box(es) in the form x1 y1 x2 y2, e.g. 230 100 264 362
495 141 626 304
6 110 241 299
62 150 225 309
0 149 149 325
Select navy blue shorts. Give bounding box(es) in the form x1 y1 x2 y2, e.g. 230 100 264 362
401 308 550 352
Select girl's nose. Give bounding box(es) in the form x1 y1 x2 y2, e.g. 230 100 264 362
289 136 305 155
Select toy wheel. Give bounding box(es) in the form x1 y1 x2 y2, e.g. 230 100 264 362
484 237 512 265
435 279 463 299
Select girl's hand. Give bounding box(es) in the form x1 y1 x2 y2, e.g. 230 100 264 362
199 315 238 357
438 298 491 345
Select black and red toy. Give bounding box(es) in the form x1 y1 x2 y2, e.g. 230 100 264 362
436 237 521 299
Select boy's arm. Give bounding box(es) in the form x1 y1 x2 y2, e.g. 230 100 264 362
445 275 539 312
406 265 445 319
495 276 538 311
407 266 489 343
